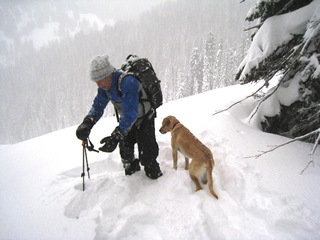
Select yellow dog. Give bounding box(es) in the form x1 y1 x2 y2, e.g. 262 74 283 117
160 115 218 199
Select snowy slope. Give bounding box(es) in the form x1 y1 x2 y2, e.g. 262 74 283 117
1 84 320 239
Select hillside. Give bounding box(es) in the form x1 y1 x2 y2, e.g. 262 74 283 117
1 84 319 239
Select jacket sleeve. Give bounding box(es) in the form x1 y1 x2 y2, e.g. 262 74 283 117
88 87 110 121
118 75 139 134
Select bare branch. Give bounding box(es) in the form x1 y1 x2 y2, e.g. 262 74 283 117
247 80 282 123
248 137 299 159
300 160 315 174
244 24 262 31
212 83 267 117
247 129 320 172
301 132 320 174
311 131 320 155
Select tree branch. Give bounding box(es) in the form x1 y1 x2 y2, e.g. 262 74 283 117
247 46 305 123
247 79 283 124
275 0 296 16
311 130 320 155
244 24 262 31
300 131 320 174
212 82 267 117
246 128 320 174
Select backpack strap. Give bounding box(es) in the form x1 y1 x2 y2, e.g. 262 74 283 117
116 70 134 97
116 70 150 116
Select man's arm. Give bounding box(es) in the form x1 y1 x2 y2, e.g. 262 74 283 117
88 87 110 121
118 75 139 135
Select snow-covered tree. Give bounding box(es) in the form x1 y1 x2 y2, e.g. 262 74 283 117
175 64 188 99
202 32 215 92
190 47 203 94
160 67 170 103
213 37 223 89
0 1 254 144
237 0 320 142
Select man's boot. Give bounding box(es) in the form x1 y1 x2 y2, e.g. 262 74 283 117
122 158 141 175
144 160 163 179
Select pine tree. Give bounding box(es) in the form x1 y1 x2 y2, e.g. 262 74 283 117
213 37 223 89
176 64 188 99
202 32 215 92
190 47 203 95
161 67 170 103
237 0 320 142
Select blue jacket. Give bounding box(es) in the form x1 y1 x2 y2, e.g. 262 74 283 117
88 70 151 134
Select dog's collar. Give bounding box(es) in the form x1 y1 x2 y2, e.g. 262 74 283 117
172 122 180 130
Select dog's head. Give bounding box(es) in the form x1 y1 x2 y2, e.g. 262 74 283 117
159 115 179 134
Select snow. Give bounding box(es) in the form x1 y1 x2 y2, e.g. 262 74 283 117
20 16 107 50
21 22 61 50
1 83 320 239
238 0 320 81
79 13 111 30
248 72 303 128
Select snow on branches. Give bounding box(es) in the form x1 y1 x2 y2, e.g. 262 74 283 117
214 0 320 171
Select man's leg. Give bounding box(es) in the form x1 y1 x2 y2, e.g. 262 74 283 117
119 130 140 175
137 117 162 179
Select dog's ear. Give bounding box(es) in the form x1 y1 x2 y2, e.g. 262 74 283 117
165 118 171 126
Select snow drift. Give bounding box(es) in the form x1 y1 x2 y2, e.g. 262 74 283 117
1 84 320 239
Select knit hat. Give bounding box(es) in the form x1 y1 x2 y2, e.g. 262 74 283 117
89 54 115 82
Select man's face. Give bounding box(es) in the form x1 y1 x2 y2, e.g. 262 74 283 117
96 73 112 90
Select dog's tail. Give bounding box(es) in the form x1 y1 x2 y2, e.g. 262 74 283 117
206 151 218 200
207 164 218 199
196 142 218 199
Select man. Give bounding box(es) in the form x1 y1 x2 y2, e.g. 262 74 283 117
76 54 162 179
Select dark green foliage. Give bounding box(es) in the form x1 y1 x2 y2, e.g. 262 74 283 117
262 102 320 142
236 35 304 84
239 0 320 141
260 44 320 140
246 0 313 24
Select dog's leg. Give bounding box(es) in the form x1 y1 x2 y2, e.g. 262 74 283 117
185 158 189 170
202 169 208 184
171 141 178 170
189 160 203 191
190 174 203 191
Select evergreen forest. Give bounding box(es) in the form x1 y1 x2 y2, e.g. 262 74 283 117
0 0 253 144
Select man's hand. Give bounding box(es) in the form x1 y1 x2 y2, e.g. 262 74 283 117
76 116 96 141
99 127 126 152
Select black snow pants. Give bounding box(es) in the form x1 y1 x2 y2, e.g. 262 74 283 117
119 115 159 166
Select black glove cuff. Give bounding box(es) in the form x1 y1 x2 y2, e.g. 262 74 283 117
83 115 97 128
112 127 126 141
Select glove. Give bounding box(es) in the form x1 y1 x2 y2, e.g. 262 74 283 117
76 115 97 141
111 127 126 141
99 127 126 152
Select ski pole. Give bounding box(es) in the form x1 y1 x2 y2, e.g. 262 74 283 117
82 140 88 191
81 138 99 191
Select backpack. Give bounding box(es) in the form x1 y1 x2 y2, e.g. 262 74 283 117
117 55 163 110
